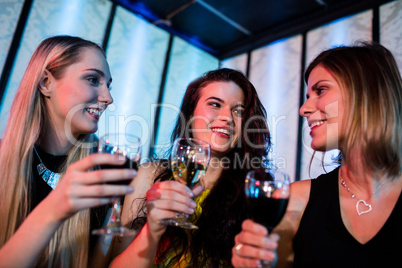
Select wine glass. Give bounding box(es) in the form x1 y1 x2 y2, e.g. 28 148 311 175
245 168 290 267
161 138 210 229
92 133 142 237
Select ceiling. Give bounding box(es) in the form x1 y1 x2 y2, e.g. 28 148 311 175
111 0 394 59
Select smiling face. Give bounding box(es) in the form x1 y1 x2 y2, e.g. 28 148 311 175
190 81 245 157
299 64 345 151
43 47 113 138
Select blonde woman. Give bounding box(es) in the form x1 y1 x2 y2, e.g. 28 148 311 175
232 42 402 267
0 36 135 267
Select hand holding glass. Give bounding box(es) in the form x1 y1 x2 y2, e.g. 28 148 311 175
245 169 290 267
161 138 210 229
92 133 142 237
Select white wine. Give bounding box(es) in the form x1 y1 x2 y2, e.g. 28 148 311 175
172 161 206 188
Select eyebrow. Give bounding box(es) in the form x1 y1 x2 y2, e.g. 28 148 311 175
205 96 245 108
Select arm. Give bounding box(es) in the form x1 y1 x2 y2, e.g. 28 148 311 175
100 162 158 264
0 153 135 267
111 178 202 267
231 179 311 268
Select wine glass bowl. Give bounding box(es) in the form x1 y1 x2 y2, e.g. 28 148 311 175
92 133 142 236
245 169 290 232
161 138 210 229
245 168 290 268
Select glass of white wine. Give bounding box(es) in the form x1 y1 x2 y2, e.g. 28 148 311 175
161 138 210 229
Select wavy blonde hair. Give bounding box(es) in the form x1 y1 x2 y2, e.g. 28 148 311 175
0 36 105 267
305 42 401 179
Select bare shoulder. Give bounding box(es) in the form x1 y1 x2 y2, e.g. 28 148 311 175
122 161 165 224
273 179 312 268
278 179 311 229
130 161 164 191
289 179 311 210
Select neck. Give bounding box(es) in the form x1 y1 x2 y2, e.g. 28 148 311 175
38 129 74 155
340 164 376 198
202 157 224 189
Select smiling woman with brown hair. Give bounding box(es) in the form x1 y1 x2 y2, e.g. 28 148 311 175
111 68 272 268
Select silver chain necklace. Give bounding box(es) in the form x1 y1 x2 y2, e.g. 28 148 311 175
340 170 387 216
33 146 61 189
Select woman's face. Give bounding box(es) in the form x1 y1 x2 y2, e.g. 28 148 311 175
190 81 245 157
299 64 344 151
44 47 113 138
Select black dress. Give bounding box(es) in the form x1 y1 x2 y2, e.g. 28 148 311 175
30 146 110 251
293 167 402 268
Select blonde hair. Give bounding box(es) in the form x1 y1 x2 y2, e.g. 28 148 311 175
305 42 402 179
0 36 104 267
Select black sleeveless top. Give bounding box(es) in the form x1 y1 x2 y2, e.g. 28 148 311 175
30 146 110 250
293 168 402 268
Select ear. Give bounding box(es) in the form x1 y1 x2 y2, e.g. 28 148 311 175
38 69 53 97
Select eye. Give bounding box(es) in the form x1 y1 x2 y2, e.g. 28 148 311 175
87 76 100 86
315 88 324 95
313 85 328 96
233 108 244 117
208 102 221 108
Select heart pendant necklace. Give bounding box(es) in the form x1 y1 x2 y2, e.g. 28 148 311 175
340 170 387 216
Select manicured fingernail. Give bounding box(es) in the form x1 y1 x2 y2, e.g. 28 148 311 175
187 208 194 214
126 186 134 193
190 200 197 208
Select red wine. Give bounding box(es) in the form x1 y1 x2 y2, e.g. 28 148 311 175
101 157 138 185
247 197 288 232
100 143 140 185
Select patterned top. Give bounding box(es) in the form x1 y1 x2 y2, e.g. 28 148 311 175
153 189 211 268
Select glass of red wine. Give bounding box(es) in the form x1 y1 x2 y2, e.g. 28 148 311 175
245 168 290 267
92 133 142 237
160 138 210 229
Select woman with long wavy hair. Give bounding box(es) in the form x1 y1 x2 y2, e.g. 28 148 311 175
111 68 271 267
0 35 135 267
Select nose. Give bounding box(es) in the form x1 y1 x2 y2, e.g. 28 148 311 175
218 107 233 123
299 97 313 118
99 85 113 106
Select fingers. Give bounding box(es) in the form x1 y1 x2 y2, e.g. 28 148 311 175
146 181 196 212
71 153 128 171
192 184 204 196
147 181 194 201
64 153 137 186
232 245 263 268
65 183 134 198
242 219 268 236
145 181 198 227
236 222 278 250
82 169 137 185
231 220 279 267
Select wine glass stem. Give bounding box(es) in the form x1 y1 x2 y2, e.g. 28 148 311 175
110 196 122 224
